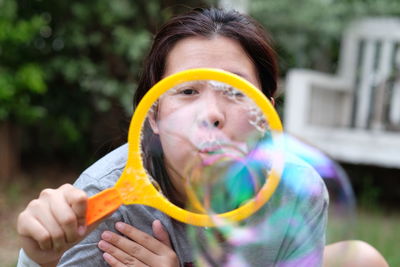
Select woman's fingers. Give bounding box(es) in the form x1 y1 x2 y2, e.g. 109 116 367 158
47 193 78 244
99 240 148 267
24 193 68 251
17 210 52 250
99 222 179 267
100 230 152 261
114 222 166 255
63 184 88 227
51 184 88 242
36 203 68 251
152 220 172 248
45 184 88 246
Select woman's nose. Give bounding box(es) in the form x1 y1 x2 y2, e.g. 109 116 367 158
198 93 225 129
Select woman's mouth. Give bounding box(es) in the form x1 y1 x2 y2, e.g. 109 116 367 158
197 142 248 166
199 146 224 154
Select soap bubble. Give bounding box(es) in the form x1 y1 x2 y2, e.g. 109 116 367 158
185 133 356 266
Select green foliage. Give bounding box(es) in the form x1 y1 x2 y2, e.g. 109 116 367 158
0 0 47 122
1 0 216 165
250 0 400 74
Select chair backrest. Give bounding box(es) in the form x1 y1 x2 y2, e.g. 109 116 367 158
337 18 400 131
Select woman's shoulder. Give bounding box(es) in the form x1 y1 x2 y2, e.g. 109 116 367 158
283 153 326 186
73 144 128 195
278 153 329 203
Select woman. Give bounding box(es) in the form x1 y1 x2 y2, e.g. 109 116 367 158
16 7 386 267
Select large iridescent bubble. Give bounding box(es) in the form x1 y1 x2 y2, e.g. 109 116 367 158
184 133 356 266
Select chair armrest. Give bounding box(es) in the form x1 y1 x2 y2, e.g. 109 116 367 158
286 69 351 91
284 69 352 133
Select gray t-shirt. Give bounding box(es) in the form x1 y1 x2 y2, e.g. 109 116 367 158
18 144 328 267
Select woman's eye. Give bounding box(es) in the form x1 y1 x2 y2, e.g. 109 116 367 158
180 88 198 95
222 88 245 98
234 91 245 98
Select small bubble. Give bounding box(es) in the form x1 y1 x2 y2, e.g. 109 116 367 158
34 38 46 50
52 38 64 51
41 12 52 23
40 26 52 38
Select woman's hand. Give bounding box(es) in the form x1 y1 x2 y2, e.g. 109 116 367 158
17 184 90 266
98 220 179 267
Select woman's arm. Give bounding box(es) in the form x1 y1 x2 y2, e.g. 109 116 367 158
274 158 329 266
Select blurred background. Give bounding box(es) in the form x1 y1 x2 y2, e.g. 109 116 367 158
1 0 399 266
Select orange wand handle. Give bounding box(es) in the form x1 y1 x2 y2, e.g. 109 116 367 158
85 187 123 225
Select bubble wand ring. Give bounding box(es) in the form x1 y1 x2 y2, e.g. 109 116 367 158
86 68 284 227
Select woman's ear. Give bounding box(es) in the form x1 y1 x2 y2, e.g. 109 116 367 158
270 97 275 107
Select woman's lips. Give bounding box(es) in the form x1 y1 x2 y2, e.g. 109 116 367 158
197 145 246 166
199 146 223 154
198 147 223 163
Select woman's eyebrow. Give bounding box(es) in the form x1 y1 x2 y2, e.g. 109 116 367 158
231 71 249 80
230 71 261 90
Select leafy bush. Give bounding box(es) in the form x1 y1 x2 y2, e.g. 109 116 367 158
0 0 47 123
1 0 215 167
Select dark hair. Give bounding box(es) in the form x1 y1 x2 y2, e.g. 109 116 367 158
135 7 279 206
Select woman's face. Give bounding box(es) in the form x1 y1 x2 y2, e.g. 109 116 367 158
150 36 263 199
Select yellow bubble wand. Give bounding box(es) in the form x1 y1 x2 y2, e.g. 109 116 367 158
85 68 284 227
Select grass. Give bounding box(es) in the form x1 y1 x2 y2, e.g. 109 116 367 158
354 209 400 266
327 206 400 266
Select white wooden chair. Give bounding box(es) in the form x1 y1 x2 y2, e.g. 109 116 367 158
284 18 400 168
